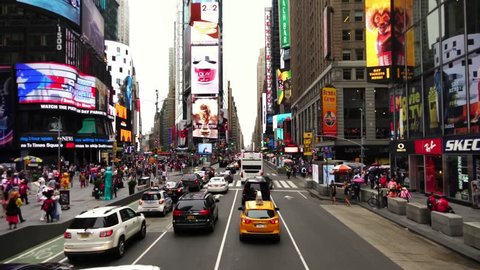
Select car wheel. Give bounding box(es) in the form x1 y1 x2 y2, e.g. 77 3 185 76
138 222 146 239
239 234 245 242
173 227 181 235
114 236 126 258
161 207 167 217
66 255 78 262
208 220 215 232
274 235 280 242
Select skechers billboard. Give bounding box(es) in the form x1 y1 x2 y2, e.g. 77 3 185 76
16 63 109 115
17 0 81 26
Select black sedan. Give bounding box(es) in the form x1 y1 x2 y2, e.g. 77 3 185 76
163 181 187 201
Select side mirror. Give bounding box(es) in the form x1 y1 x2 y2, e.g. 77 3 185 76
238 206 244 211
275 207 280 211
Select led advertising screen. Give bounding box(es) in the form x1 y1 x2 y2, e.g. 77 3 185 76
276 69 291 105
191 21 219 45
82 0 105 57
17 0 81 26
191 45 219 94
198 143 213 155
322 87 337 136
272 113 291 130
115 105 132 143
190 2 219 24
16 63 96 110
365 0 414 83
278 0 290 49
192 97 218 139
0 67 15 148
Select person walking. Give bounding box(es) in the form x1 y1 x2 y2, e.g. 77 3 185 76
343 181 352 206
15 192 26 223
5 191 20 229
18 179 29 205
329 180 337 205
41 191 55 223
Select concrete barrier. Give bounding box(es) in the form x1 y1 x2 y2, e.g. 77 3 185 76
464 222 480 249
431 211 463 236
387 197 407 215
406 202 430 224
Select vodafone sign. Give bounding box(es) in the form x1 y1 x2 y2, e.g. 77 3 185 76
414 138 442 155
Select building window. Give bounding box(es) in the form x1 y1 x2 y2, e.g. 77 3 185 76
355 68 364 80
354 10 363 22
126 49 129 55
123 58 126 64
343 69 352 80
108 66 111 71
343 88 364 139
119 67 123 73
342 30 351 41
112 55 116 61
342 49 351 60
116 78 121 85
355 29 363 40
342 10 350 23
355 48 364 60
116 47 120 52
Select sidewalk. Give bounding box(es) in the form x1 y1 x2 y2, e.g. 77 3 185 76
307 186 480 263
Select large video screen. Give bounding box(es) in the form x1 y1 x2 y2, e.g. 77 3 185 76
18 0 81 26
197 143 213 155
192 97 218 139
191 45 219 94
0 67 15 148
16 63 97 110
82 0 105 57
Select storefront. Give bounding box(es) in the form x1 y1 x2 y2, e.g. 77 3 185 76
444 136 480 208
389 141 414 187
413 138 443 195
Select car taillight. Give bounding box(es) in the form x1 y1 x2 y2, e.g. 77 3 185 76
199 209 210 215
270 218 279 224
139 200 143 205
241 218 251 224
99 230 113 238
64 232 71 239
173 209 184 216
194 179 199 184
177 188 182 193
159 199 164 204
240 171 243 177
260 170 264 176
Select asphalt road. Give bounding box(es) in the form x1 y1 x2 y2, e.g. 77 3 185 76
3 165 479 270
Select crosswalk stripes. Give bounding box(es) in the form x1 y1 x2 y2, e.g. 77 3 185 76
225 180 299 189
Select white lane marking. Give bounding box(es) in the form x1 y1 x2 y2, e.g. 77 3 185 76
214 189 239 270
5 235 64 263
287 181 298 189
297 191 307 199
43 251 64 263
59 257 68 263
228 182 234 187
272 173 277 176
274 180 282 188
271 197 310 270
132 224 172 265
236 181 242 187
279 180 290 188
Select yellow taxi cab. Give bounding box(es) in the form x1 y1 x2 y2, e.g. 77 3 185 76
238 193 280 241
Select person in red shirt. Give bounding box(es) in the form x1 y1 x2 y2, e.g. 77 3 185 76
426 192 437 211
379 174 388 188
436 196 455 213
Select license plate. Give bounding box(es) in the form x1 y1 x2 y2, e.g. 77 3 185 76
78 233 90 238
255 224 266 228
167 191 173 194
186 215 195 220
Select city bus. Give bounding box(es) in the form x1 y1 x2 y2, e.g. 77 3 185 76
240 152 263 183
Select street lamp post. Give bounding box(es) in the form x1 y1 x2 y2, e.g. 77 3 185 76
52 116 62 172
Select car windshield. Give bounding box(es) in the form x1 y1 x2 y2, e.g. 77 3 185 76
142 193 161 200
165 182 177 188
176 200 206 211
69 214 118 229
246 209 275 219
183 175 197 180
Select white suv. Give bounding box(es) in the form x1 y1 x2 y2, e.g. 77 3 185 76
63 206 146 260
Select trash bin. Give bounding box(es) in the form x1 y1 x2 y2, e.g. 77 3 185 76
59 189 70 210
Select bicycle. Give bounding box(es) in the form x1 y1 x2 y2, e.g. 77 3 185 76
367 191 380 208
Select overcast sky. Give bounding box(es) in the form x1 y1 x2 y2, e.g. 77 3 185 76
130 0 267 146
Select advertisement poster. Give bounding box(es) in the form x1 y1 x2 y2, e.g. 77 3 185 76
276 69 291 105
16 63 96 110
192 97 218 139
191 22 219 45
312 164 319 184
18 0 80 26
365 0 414 82
0 67 14 148
323 164 335 185
198 143 213 154
278 0 290 49
322 87 337 136
191 45 219 94
82 0 105 57
303 132 313 156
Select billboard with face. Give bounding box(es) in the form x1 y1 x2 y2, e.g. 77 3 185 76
191 45 219 94
17 0 81 26
192 97 218 139
16 63 96 110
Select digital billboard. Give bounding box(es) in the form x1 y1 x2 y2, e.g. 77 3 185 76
17 0 81 26
365 0 414 83
16 63 96 110
82 0 105 57
276 69 291 105
198 143 213 154
191 21 219 45
278 0 290 49
192 97 218 139
191 45 219 94
0 67 15 148
190 1 219 24
115 104 132 143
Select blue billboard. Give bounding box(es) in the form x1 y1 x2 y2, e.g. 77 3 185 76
17 0 81 26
